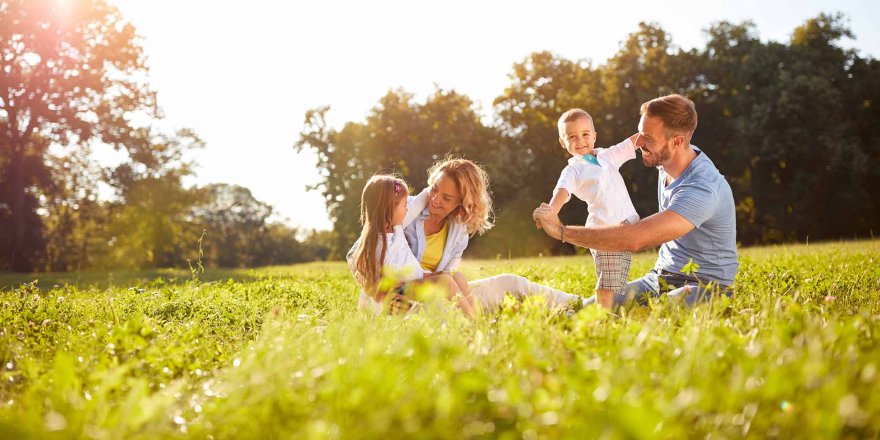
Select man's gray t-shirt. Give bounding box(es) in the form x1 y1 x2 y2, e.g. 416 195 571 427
654 146 738 285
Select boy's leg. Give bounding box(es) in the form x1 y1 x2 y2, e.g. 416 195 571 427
596 288 613 309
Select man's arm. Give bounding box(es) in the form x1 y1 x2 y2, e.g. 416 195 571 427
533 203 694 252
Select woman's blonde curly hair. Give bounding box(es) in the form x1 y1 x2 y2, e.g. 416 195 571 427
427 158 494 236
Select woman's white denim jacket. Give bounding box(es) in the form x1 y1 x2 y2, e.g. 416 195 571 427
403 191 469 274
346 188 469 314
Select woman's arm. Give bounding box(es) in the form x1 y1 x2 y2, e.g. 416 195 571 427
403 187 430 228
443 232 469 273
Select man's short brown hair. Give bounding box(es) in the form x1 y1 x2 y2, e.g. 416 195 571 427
639 94 698 139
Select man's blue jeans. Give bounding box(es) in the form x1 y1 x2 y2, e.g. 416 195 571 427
584 269 734 308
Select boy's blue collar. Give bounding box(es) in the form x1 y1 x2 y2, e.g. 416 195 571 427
582 154 599 165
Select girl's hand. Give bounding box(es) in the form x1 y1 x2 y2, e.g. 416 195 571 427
388 294 417 315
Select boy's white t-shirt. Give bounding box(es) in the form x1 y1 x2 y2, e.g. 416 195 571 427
554 138 640 227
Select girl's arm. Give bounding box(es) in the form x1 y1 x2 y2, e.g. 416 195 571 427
383 225 425 280
345 237 361 277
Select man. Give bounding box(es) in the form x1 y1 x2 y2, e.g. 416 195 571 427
533 94 738 307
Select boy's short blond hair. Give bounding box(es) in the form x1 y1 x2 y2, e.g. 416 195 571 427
557 108 594 137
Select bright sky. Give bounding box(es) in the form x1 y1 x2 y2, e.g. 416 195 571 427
108 0 878 232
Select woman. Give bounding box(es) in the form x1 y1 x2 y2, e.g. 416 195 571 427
345 174 475 316
355 158 585 314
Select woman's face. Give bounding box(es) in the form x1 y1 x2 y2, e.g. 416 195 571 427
428 172 462 219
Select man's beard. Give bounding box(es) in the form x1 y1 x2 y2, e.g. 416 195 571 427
641 142 672 168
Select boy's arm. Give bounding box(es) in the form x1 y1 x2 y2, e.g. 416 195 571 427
601 133 639 169
549 188 570 214
538 186 570 229
550 165 578 212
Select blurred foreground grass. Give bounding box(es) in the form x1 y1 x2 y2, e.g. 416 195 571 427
1 240 878 438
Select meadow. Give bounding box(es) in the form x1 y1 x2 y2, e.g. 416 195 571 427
1 240 878 439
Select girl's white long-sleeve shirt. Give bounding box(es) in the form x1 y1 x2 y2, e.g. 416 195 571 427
346 224 424 289
346 188 430 291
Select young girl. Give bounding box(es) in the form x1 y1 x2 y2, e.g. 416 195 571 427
348 174 476 316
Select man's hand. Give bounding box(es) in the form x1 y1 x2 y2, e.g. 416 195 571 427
533 203 563 240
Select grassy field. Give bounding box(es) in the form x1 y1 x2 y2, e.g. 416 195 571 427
1 240 879 439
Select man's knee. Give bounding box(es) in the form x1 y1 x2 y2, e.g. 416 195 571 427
679 283 733 306
625 277 657 306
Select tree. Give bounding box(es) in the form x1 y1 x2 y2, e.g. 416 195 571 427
41 145 106 271
697 14 872 243
296 15 879 259
100 129 203 269
296 87 504 258
0 0 156 271
192 183 273 268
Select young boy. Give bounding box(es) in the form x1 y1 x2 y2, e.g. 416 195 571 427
549 109 639 309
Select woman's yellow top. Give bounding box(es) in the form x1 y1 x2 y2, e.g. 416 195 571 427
420 221 448 272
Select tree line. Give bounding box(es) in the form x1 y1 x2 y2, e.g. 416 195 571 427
0 0 329 272
297 13 880 260
3 2 877 273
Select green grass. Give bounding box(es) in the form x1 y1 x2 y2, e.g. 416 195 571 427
1 240 879 438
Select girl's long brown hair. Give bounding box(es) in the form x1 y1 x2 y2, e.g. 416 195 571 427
353 174 408 297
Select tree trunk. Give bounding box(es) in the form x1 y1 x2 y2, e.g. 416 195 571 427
8 142 30 272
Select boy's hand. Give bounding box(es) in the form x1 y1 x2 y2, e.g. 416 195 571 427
628 132 640 145
534 204 561 230
533 203 563 239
